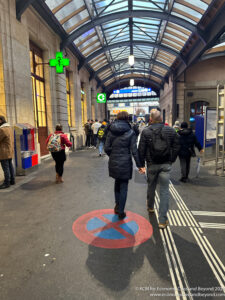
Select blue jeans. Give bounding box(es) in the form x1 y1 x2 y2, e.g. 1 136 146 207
0 159 15 184
114 179 129 214
98 140 104 154
147 163 171 223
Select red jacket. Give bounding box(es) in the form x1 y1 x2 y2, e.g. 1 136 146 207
46 131 72 150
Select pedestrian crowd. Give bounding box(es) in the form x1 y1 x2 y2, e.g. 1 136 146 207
83 119 109 156
0 111 204 229
81 110 203 229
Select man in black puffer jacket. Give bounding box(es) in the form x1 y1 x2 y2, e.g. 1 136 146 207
104 111 142 220
138 109 180 229
178 122 203 182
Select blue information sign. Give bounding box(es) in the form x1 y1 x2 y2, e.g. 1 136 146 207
113 88 152 94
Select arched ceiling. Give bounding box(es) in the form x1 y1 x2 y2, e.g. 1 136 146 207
17 0 225 92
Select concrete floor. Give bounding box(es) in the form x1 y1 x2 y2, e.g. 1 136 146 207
0 149 225 300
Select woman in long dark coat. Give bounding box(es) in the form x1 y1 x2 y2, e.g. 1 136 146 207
178 122 203 182
104 111 142 219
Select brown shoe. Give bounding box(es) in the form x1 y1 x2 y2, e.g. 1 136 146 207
158 220 169 229
58 176 64 183
147 207 155 213
56 173 60 183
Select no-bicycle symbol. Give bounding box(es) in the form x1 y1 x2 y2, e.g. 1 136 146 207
72 209 153 249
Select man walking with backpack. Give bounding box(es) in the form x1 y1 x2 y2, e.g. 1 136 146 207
97 121 107 156
92 119 101 148
138 109 180 229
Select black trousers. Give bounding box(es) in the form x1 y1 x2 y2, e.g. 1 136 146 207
114 179 129 214
179 156 191 179
91 134 95 146
86 134 91 147
51 150 66 177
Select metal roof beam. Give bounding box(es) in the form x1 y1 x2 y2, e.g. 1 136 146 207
31 0 105 90
174 1 225 79
104 77 162 93
98 0 116 17
61 10 205 49
99 69 164 87
128 0 133 55
90 58 169 80
79 40 182 70
90 0 118 83
200 51 225 61
16 0 36 20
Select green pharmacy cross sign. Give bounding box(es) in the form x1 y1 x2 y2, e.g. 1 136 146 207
49 52 70 74
97 93 107 103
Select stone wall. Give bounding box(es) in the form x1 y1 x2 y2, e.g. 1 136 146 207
159 76 173 126
0 0 106 181
159 56 225 126
0 0 106 138
185 57 225 83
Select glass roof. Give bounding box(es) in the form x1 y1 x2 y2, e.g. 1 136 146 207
45 0 212 89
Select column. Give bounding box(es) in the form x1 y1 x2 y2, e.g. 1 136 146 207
84 82 91 120
55 73 69 132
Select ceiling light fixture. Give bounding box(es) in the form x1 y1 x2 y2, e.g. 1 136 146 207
130 79 134 86
128 55 135 66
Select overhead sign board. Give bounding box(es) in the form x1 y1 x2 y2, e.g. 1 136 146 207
113 88 152 94
108 99 159 104
97 93 106 103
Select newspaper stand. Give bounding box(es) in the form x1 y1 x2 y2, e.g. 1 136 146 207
14 123 39 175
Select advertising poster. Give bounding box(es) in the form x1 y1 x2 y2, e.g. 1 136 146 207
206 108 216 142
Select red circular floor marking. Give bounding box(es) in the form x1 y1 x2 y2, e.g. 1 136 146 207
72 209 153 249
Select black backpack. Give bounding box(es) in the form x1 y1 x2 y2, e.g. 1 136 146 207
148 126 171 164
97 127 105 140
